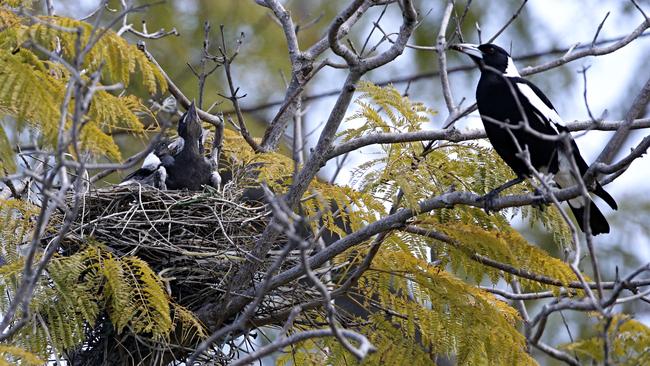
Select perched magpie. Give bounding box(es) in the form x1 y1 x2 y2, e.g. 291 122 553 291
119 140 174 190
451 43 617 234
165 102 220 191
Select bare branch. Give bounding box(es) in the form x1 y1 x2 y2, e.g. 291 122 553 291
229 328 374 366
327 118 650 160
231 31 650 115
586 73 650 180
136 41 224 127
436 1 456 114
486 0 529 44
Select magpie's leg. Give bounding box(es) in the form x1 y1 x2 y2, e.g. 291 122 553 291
531 187 547 211
479 176 525 213
532 173 556 210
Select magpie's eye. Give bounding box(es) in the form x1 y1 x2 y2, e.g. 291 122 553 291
485 47 495 54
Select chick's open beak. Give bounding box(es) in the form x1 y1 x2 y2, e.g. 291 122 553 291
186 101 199 123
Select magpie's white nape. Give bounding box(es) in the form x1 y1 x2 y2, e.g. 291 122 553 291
451 43 617 235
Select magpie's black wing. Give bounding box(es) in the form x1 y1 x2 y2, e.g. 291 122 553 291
120 150 161 185
120 167 156 185
512 77 617 210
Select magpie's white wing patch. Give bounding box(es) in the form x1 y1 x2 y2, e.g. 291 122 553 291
168 137 184 155
141 151 162 170
516 82 564 127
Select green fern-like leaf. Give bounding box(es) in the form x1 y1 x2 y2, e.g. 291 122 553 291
5 245 183 359
4 16 167 94
0 345 44 366
0 46 149 160
120 256 173 337
560 315 650 365
287 239 537 366
414 220 580 291
0 13 165 161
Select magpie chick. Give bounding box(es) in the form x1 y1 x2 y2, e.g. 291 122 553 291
165 102 219 191
451 43 617 235
119 140 174 190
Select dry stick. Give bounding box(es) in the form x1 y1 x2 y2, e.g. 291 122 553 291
595 132 650 174
292 94 304 172
481 286 570 301
229 328 373 366
631 0 650 22
116 0 177 39
579 66 598 122
189 21 220 110
560 136 605 300
436 1 456 114
136 42 224 127
297 228 371 359
586 74 650 181
591 11 611 47
486 0 529 44
258 0 388 151
359 3 389 56
327 118 650 160
255 0 315 151
533 341 580 366
217 25 261 152
231 30 650 116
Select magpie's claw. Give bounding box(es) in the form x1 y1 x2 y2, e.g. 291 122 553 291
532 188 548 211
479 190 500 214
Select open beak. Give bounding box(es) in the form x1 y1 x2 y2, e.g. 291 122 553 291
450 43 483 60
186 101 199 123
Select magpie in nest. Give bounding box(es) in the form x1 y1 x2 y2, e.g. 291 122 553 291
120 102 221 191
451 43 617 235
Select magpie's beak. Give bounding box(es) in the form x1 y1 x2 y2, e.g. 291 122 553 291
187 101 199 123
450 43 483 61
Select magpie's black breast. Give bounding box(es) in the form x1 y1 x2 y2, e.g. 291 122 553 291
165 154 212 191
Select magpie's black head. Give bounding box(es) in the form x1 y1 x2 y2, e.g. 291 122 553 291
153 139 170 155
178 102 201 139
153 139 174 167
450 43 519 76
184 102 203 141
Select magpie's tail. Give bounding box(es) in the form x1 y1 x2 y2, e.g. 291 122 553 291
594 181 618 210
569 199 610 235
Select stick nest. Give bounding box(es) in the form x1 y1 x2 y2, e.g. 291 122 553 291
57 184 318 317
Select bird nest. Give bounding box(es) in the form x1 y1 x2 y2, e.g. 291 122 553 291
55 184 318 316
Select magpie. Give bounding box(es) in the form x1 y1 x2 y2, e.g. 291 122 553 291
119 140 174 190
451 43 617 234
167 111 208 157
165 102 221 191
